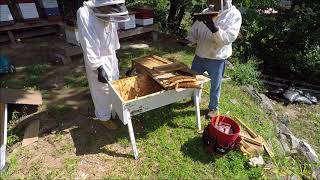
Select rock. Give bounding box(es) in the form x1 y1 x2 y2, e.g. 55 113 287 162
243 85 275 113
259 93 275 112
298 140 319 163
249 156 265 167
277 114 290 126
229 99 238 105
312 167 320 180
279 133 291 153
290 175 299 180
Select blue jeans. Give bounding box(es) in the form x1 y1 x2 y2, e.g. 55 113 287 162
191 55 226 111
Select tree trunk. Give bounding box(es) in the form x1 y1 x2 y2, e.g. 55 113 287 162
167 0 189 34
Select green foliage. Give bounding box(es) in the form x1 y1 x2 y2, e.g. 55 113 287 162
64 71 88 88
126 0 170 30
24 64 50 89
233 0 279 8
229 59 263 89
297 45 320 75
214 151 263 179
274 156 315 178
235 1 320 82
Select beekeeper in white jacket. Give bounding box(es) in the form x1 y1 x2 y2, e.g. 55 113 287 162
187 0 242 118
77 0 130 128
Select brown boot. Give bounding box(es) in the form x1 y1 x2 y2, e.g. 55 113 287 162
207 110 216 119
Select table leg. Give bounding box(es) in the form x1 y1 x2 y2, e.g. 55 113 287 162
194 89 202 131
0 104 8 172
124 110 139 160
152 31 159 41
7 31 17 45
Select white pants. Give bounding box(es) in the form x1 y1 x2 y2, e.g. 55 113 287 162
84 54 119 121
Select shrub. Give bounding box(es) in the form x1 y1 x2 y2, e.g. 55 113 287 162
229 58 263 89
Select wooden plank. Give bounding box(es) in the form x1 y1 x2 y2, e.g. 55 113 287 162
235 117 258 138
239 134 263 146
0 27 58 43
22 119 39 147
0 21 62 32
152 63 186 73
0 88 42 105
126 88 194 116
118 24 159 39
64 45 83 57
15 27 58 39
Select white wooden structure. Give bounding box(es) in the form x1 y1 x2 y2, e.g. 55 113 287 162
109 76 209 159
0 89 42 172
0 103 8 172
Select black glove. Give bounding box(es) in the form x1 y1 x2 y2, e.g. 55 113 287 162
97 65 109 83
203 17 219 33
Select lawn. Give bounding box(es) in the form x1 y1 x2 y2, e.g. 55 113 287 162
0 35 313 179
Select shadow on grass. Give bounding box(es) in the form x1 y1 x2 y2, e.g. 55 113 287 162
3 35 199 160
180 136 214 164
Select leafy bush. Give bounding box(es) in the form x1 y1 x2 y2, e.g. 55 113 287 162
229 58 263 89
235 1 320 83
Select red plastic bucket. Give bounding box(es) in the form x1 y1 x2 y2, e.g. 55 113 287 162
209 116 240 149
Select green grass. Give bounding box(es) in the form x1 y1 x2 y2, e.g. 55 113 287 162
289 105 320 154
1 39 311 179
24 64 50 89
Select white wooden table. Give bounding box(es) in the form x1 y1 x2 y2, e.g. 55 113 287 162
109 76 209 159
0 89 42 172
0 103 8 172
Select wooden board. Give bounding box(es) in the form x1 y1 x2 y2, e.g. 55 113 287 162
0 20 62 32
22 119 39 147
133 56 201 89
153 63 187 73
0 88 42 105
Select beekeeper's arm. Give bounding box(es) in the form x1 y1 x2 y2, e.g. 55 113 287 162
77 9 103 71
203 11 242 46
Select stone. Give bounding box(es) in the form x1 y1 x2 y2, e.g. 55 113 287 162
249 156 265 167
278 114 290 126
279 133 291 153
243 85 274 113
259 93 275 112
312 167 320 180
290 175 299 180
298 140 319 163
229 99 239 105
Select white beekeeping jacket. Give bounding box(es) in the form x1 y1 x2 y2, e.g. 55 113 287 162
187 5 242 60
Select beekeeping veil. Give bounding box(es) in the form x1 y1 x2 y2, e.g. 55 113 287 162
207 0 233 13
84 0 130 22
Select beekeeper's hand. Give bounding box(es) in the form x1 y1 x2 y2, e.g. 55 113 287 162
203 17 219 33
97 65 109 83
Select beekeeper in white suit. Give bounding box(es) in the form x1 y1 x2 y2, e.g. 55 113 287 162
77 0 130 129
186 0 242 118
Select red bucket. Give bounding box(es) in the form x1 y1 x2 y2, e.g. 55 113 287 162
209 116 240 149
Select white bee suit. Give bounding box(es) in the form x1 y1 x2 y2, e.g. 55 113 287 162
187 0 242 60
77 5 120 121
